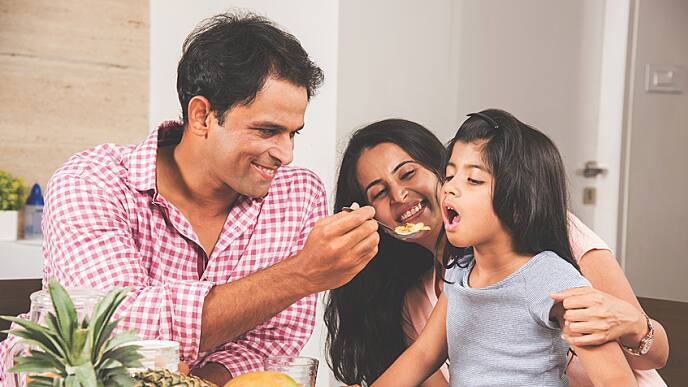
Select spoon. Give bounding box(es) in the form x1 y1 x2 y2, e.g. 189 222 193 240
341 206 428 240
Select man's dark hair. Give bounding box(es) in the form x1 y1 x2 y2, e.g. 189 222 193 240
177 12 324 126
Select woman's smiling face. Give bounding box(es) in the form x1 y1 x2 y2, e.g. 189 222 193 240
355 143 443 246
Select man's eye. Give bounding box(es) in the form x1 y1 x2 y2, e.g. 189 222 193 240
467 178 483 185
289 130 302 139
258 129 277 136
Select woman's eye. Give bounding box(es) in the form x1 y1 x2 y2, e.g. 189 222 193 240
371 189 387 201
444 175 454 182
467 178 483 185
400 169 415 180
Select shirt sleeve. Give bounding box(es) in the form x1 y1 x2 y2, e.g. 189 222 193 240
195 171 328 376
567 212 611 263
525 252 591 330
42 172 214 361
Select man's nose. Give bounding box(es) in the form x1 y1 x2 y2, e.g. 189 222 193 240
270 134 294 165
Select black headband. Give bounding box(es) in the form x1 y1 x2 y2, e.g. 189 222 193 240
466 112 499 129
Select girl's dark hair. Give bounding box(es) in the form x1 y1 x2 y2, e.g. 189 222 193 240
177 12 324 126
324 119 445 385
441 109 578 272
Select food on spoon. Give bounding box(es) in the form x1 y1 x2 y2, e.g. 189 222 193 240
394 222 431 235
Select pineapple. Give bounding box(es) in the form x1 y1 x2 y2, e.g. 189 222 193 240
1 279 143 386
132 369 216 387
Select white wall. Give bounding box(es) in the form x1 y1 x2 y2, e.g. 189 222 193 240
149 2 339 386
621 0 688 302
451 0 607 228
337 0 459 150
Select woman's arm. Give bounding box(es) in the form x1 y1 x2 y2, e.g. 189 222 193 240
553 249 669 370
372 294 449 387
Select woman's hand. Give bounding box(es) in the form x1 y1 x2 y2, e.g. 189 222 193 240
551 287 648 347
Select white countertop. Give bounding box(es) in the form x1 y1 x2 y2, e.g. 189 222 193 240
0 240 44 279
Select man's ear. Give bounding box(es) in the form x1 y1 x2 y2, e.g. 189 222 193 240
187 96 213 138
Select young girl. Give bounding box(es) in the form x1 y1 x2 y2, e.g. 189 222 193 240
368 109 638 387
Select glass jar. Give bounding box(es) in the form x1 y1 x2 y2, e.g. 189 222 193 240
4 287 105 387
128 340 179 373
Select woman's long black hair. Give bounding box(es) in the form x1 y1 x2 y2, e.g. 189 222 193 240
324 119 445 385
440 109 578 272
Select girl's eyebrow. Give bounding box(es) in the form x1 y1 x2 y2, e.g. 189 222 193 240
364 160 416 194
466 163 488 172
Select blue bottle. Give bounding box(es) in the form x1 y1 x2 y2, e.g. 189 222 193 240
24 183 44 239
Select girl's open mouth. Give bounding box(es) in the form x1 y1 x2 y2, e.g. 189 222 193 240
444 204 461 231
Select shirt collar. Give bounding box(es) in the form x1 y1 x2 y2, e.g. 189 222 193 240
125 120 183 193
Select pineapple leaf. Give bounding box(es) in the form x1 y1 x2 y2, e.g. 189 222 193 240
98 366 136 387
26 375 58 387
71 362 98 387
91 321 117 364
64 375 79 387
87 288 128 360
16 349 67 374
2 318 67 360
48 279 77 350
8 355 63 375
44 312 74 363
97 345 143 370
103 329 139 352
70 328 89 365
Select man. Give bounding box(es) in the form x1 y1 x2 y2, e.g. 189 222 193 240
0 13 378 385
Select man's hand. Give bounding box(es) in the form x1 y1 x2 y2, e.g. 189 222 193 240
297 204 379 293
190 362 231 386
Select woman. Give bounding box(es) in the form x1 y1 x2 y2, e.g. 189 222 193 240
324 118 668 387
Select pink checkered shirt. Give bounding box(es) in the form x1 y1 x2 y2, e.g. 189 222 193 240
0 121 327 381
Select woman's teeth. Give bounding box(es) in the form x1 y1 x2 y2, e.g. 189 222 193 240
400 202 424 222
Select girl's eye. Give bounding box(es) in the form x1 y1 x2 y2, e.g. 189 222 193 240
467 178 483 185
444 175 455 182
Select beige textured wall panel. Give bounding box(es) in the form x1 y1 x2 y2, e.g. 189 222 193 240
0 0 148 70
0 0 148 190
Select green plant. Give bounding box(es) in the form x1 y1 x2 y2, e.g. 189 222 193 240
0 170 27 211
1 279 143 387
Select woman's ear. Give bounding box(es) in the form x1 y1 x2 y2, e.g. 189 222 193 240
187 96 213 138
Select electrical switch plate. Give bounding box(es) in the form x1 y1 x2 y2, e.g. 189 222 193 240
645 64 684 94
583 187 596 205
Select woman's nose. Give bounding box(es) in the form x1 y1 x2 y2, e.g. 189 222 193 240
390 184 408 203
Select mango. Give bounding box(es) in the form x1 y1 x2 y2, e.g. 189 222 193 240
224 371 300 387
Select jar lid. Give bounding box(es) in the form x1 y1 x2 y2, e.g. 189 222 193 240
30 287 106 311
129 340 180 353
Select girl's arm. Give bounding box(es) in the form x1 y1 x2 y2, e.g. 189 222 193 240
553 249 669 370
372 293 449 387
552 303 638 387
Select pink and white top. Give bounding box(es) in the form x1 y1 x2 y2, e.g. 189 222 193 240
0 121 328 381
401 213 665 386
